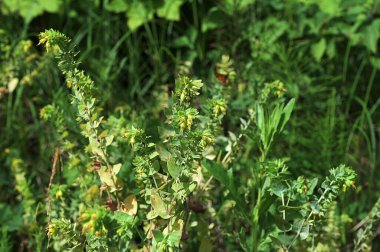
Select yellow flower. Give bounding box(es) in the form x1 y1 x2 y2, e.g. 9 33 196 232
37 33 49 46
55 190 63 199
47 223 56 237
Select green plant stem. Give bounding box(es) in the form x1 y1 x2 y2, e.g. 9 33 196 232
252 186 262 252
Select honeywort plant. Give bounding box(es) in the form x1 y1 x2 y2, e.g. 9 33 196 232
38 29 227 251
38 29 357 251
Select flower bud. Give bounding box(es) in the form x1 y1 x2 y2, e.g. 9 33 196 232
214 105 220 117
180 116 186 133
130 136 135 146
350 181 356 189
220 105 226 115
55 190 63 199
187 116 193 130
180 92 186 104
47 224 56 237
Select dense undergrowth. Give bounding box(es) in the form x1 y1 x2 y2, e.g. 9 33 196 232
1 0 380 251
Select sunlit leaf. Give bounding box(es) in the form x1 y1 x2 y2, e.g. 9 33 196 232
113 163 122 175
150 190 171 219
123 194 138 216
157 0 184 21
311 38 326 62
8 78 19 93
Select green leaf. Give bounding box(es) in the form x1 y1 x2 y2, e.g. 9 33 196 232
167 231 181 246
238 0 255 9
222 0 255 13
126 2 154 31
300 224 309 240
89 137 107 162
146 210 158 220
171 181 184 192
3 0 62 23
256 103 265 133
150 190 171 219
317 0 341 16
149 151 159 160
114 211 134 224
152 230 164 243
173 27 197 48
370 57 380 69
269 235 292 249
311 38 326 62
202 160 232 191
157 145 171 161
157 0 184 21
271 181 287 197
10 0 43 23
98 168 117 191
307 178 318 195
105 135 114 146
202 7 228 32
269 235 285 249
293 219 310 240
363 20 380 53
280 98 295 132
167 158 181 179
112 163 122 175
8 78 18 93
326 40 336 59
202 146 216 160
123 194 138 216
106 0 129 12
187 182 196 193
40 0 61 12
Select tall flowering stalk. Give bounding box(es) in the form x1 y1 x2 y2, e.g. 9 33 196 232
39 30 122 195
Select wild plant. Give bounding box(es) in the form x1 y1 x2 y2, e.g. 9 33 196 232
38 29 357 251
38 29 228 251
353 198 380 252
206 91 356 251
